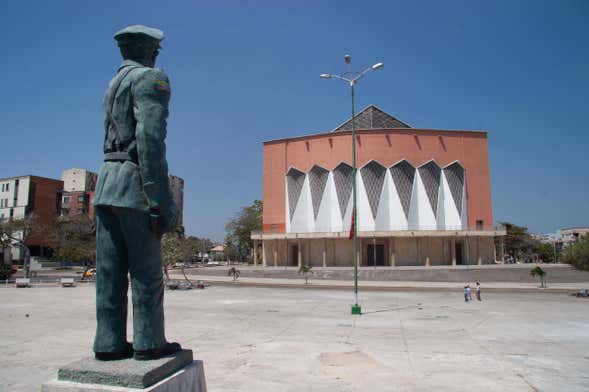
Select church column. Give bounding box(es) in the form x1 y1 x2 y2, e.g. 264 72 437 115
297 239 302 268
390 238 396 267
477 236 482 265
451 238 456 267
465 236 470 265
425 237 431 267
322 238 327 268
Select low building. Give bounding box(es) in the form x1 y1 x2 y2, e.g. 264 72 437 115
559 227 589 246
0 175 63 262
209 245 226 261
251 106 506 268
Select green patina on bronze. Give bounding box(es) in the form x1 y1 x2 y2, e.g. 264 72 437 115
92 25 180 355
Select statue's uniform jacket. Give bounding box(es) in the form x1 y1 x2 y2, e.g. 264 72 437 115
92 59 176 353
94 59 175 219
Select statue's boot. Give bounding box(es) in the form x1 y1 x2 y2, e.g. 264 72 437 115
134 342 181 361
95 342 134 361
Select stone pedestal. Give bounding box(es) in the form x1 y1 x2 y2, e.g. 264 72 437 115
42 350 206 392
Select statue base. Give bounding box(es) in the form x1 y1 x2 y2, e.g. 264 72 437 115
42 350 206 391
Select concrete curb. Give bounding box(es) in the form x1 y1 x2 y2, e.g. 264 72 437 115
174 276 585 294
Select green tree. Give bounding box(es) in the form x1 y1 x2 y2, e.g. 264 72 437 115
225 200 262 262
50 214 96 265
0 213 44 277
530 266 547 288
500 222 553 263
534 242 556 264
562 234 589 271
161 226 187 280
184 235 214 262
501 222 533 262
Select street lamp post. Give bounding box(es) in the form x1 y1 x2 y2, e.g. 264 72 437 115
321 56 384 315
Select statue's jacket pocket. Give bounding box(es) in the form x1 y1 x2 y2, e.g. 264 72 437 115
94 161 149 211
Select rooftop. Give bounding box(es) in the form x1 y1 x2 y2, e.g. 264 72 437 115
263 106 485 144
332 105 411 131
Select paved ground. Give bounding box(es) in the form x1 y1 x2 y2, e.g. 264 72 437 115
1 285 588 391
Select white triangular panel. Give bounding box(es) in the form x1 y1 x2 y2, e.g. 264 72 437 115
407 171 420 230
408 170 436 230
315 172 341 232
285 180 291 233
290 175 314 233
436 174 446 230
356 170 375 232
388 170 408 230
342 191 354 233
439 171 461 230
374 171 391 231
461 180 468 229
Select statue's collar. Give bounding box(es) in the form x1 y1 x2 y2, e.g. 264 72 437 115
118 59 147 72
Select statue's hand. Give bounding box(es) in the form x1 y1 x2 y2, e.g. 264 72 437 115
154 203 179 235
149 210 165 238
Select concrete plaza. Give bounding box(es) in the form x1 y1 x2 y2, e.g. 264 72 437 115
1 285 588 391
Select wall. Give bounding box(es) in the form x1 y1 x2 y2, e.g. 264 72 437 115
61 169 92 192
263 128 493 233
26 176 63 248
169 175 184 225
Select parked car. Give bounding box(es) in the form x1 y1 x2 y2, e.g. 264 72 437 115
83 268 96 279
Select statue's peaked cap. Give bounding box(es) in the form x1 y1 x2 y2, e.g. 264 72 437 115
114 25 164 44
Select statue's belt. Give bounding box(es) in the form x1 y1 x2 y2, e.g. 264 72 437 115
104 151 133 162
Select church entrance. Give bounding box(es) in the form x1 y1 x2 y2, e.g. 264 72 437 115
366 243 385 266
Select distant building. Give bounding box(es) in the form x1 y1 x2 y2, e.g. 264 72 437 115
209 245 226 260
169 174 184 226
59 169 182 224
0 175 63 262
60 168 97 219
251 106 506 268
559 227 589 246
531 233 558 244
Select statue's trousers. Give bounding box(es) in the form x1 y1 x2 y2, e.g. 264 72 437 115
93 206 166 352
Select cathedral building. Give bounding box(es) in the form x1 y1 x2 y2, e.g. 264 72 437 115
251 106 506 267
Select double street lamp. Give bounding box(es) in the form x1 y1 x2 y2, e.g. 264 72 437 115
320 56 384 315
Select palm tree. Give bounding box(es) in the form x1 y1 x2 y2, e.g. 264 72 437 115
299 265 312 284
530 266 547 288
227 267 240 282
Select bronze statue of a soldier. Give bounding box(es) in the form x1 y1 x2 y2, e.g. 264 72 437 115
92 25 181 361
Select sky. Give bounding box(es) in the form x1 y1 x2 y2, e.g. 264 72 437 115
0 0 587 241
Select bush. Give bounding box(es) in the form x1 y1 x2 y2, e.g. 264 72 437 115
298 265 312 284
562 234 589 271
0 263 14 280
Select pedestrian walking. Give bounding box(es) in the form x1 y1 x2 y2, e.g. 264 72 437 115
467 284 473 301
476 281 482 301
464 285 469 302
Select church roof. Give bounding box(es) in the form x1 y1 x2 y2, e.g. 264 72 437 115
332 105 411 132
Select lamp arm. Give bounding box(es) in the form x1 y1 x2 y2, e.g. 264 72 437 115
353 66 374 82
330 74 352 83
